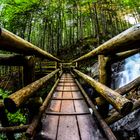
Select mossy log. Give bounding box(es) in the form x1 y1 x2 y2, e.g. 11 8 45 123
0 125 29 133
0 28 60 61
110 49 140 63
73 69 133 115
4 69 60 113
26 79 59 138
98 55 110 117
95 76 140 106
105 98 140 124
73 24 140 62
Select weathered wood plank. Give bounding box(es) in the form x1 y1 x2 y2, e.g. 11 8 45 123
77 115 106 140
57 116 80 140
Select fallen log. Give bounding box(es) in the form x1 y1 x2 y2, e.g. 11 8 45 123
105 98 140 124
95 76 140 106
0 28 60 61
4 69 60 113
26 79 60 138
75 78 117 140
0 125 29 133
73 24 140 62
73 69 133 115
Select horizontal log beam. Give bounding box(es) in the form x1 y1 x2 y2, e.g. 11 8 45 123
95 76 140 106
0 54 26 66
0 28 60 61
0 125 29 133
26 78 60 138
4 69 60 113
73 24 140 62
110 49 140 63
105 98 140 124
73 69 133 115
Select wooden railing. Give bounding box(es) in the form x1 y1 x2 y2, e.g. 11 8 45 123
71 24 140 117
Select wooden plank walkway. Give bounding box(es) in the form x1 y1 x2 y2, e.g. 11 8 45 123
36 73 107 140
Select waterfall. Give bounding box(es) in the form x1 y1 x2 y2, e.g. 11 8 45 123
112 53 140 89
118 53 140 88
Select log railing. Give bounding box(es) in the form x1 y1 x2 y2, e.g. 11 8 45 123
72 24 140 62
73 69 133 115
4 69 60 113
71 24 140 118
0 28 60 62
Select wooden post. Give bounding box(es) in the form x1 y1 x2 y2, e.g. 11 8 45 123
73 69 133 115
23 56 35 86
98 55 110 117
4 69 60 113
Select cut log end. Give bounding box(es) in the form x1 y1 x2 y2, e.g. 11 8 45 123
4 98 17 113
120 101 133 115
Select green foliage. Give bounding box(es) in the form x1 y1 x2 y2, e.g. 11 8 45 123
0 0 139 58
0 88 11 99
0 88 26 125
7 110 26 125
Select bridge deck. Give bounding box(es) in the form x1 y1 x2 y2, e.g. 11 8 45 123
36 73 107 140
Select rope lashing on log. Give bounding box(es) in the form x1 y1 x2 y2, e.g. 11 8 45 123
4 69 60 113
0 28 61 62
73 24 140 62
73 69 133 115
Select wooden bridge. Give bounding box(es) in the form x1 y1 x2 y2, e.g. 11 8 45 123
0 25 140 140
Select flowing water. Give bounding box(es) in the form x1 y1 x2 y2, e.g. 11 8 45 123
117 53 140 88
111 53 140 139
